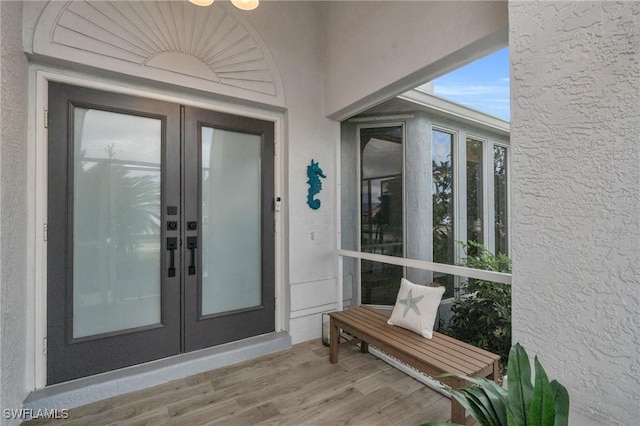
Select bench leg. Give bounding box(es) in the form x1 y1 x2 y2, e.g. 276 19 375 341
360 341 369 354
451 399 465 425
329 317 339 364
451 378 466 425
489 360 499 381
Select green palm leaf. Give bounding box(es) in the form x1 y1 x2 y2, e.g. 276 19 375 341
433 373 508 426
526 356 555 425
550 380 570 426
463 386 502 426
421 423 464 426
450 387 494 426
443 374 508 426
507 343 533 425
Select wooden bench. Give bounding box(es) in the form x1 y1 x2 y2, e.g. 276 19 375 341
329 305 500 424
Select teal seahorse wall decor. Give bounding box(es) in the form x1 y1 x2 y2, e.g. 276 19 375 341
306 159 326 210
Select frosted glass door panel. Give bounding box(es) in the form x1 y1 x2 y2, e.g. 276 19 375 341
202 127 262 315
73 107 162 338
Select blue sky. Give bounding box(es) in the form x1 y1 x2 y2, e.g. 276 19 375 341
431 47 510 121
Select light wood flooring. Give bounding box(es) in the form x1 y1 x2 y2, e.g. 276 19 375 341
24 340 454 426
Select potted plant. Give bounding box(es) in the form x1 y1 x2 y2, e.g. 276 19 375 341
423 343 570 426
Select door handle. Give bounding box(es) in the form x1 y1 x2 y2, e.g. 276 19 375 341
167 237 177 277
187 236 197 275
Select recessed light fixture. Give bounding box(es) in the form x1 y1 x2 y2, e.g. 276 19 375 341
230 0 259 11
189 0 214 6
189 0 259 10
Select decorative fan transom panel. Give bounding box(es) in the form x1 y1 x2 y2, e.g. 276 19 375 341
32 1 283 104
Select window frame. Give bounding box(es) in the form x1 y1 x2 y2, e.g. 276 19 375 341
464 134 489 251
431 125 459 296
491 141 511 257
356 122 407 306
341 117 511 309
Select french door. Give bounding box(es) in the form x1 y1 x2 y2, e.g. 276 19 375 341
47 82 275 385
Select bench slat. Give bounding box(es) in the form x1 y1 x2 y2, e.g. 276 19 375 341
345 306 496 371
332 309 481 375
352 307 499 377
332 316 455 380
334 306 497 372
330 306 499 375
359 305 499 361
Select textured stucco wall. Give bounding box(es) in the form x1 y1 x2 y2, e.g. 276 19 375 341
325 1 508 119
0 0 29 423
510 2 639 424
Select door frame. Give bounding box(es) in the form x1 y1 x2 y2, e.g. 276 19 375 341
30 69 288 390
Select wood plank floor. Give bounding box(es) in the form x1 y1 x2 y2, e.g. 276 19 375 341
23 340 453 426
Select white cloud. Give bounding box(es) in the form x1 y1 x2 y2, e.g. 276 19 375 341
431 82 510 121
434 84 508 97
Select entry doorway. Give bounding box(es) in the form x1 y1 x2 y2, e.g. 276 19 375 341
47 82 275 385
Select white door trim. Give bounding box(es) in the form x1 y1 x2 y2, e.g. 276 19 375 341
30 67 288 390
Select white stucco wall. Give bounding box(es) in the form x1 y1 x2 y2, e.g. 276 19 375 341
510 2 639 425
247 2 339 343
324 1 508 119
0 0 29 424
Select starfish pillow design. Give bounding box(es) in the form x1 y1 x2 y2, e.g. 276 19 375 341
388 278 446 338
398 289 424 317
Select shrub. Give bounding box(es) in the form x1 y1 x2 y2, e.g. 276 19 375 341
447 241 511 368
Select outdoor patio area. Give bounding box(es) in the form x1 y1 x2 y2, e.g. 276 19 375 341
23 340 456 425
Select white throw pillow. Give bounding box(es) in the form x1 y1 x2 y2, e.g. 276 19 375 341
387 278 445 339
